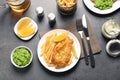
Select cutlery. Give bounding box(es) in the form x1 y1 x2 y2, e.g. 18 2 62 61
76 19 89 65
82 14 95 68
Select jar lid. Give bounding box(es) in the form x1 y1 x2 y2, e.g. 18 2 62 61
106 39 120 57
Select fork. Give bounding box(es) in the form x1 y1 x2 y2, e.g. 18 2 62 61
76 19 89 65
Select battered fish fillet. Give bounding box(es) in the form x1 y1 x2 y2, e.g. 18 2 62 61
52 37 73 68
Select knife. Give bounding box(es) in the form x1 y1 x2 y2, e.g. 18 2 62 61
82 14 95 68
76 19 89 65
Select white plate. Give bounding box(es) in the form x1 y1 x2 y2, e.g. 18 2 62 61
37 29 81 72
83 0 120 14
14 17 38 40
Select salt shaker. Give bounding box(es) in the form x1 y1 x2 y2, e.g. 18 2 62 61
36 7 44 18
48 13 56 25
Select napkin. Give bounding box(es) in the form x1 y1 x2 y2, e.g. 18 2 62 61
40 19 102 59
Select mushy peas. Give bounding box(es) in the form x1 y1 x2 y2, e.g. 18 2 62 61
13 47 31 66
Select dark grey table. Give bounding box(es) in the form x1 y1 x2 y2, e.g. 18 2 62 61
0 0 120 80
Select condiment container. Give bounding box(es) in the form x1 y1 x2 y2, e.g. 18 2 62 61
48 13 56 25
11 46 33 68
102 19 120 39
36 6 44 18
14 17 38 40
106 39 120 57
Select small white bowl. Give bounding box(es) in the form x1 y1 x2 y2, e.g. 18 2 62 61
11 46 33 68
14 17 38 40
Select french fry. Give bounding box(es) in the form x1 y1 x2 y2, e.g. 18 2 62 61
58 0 76 7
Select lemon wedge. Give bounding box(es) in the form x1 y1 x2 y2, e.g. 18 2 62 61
17 17 36 38
53 32 69 42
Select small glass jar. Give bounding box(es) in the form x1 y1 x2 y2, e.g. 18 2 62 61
56 0 77 15
106 39 120 57
102 19 120 39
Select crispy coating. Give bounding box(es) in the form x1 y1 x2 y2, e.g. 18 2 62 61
52 37 73 68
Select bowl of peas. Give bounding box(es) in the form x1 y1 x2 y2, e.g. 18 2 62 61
11 46 33 68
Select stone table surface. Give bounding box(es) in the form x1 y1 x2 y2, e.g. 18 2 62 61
0 0 120 80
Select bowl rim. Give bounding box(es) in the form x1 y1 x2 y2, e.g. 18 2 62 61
10 46 33 68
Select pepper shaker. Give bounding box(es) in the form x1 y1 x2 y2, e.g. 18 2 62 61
36 7 44 18
48 13 56 26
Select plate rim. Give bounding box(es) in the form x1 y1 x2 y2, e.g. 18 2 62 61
82 0 120 14
37 29 81 72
